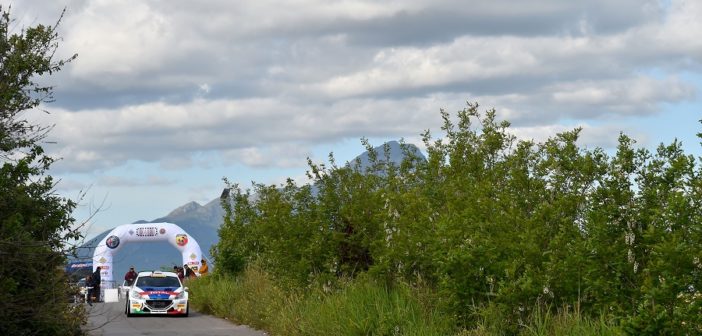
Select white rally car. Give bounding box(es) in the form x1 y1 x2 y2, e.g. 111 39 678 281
125 271 189 317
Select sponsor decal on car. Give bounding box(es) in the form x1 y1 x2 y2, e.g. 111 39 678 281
140 290 178 299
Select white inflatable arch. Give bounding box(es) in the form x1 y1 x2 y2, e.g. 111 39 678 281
92 222 203 285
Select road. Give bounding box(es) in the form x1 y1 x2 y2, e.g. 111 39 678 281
84 299 268 336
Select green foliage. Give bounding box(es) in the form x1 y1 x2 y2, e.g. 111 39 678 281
215 101 702 334
521 304 623 336
287 277 451 336
0 6 83 335
188 266 288 330
189 266 453 336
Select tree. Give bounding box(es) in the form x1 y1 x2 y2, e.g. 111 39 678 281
215 101 702 334
0 6 83 335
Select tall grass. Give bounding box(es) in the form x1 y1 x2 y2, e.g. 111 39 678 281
189 268 622 335
457 303 623 336
186 266 287 330
189 267 452 335
278 279 451 335
521 305 623 336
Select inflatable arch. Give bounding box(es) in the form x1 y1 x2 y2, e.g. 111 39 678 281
92 222 203 285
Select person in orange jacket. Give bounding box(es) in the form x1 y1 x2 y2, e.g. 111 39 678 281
199 259 209 276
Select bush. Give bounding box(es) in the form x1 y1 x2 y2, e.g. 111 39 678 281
190 267 453 335
214 102 702 333
188 266 287 330
288 278 451 336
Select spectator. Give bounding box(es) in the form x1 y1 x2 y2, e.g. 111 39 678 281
124 266 138 286
183 264 196 279
199 259 209 276
174 265 184 282
84 275 92 304
88 266 101 305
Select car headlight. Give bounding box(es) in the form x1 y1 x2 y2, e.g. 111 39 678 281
130 290 142 300
175 291 186 299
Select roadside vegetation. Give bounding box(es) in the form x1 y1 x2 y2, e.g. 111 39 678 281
190 265 623 335
189 267 453 335
0 6 84 335
192 102 702 335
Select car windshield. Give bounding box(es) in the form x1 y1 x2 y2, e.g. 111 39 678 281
135 275 181 288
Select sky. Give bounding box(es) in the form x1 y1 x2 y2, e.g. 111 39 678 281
3 0 702 239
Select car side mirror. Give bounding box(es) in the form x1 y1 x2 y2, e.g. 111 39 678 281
184 287 189 292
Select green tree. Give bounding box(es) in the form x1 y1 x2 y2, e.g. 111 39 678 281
0 6 82 335
214 101 702 334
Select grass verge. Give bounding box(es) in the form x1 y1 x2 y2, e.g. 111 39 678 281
189 267 622 335
189 267 451 335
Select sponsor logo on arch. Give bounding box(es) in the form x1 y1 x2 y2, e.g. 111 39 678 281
136 226 159 237
106 235 120 249
176 234 189 246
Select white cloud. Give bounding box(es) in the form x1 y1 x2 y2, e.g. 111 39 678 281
98 175 176 188
42 95 449 172
549 77 694 109
63 1 175 78
510 123 646 150
198 84 211 95
6 0 701 180
5 0 701 234
232 143 312 168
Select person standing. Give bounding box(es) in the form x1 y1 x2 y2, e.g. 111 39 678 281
199 259 209 276
174 265 184 282
183 264 196 280
124 266 137 286
84 275 92 304
88 266 101 305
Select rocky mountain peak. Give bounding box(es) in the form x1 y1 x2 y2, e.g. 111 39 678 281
167 201 202 217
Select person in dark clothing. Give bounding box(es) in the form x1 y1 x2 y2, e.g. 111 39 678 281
124 266 137 286
88 266 101 305
174 265 184 282
84 275 92 304
183 264 196 280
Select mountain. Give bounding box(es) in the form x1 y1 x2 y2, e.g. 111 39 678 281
69 141 424 282
350 140 424 170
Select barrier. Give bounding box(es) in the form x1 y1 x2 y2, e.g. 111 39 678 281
103 288 119 303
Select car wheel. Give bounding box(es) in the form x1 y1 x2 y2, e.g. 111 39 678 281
183 304 189 317
125 300 133 317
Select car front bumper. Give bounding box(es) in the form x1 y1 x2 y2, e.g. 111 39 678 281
127 297 188 315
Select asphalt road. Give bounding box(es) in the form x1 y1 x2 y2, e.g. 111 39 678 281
84 299 268 336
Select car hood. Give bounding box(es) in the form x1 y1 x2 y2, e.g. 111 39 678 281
133 286 182 299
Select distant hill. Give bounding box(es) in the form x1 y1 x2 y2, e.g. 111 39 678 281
70 141 424 282
349 140 424 172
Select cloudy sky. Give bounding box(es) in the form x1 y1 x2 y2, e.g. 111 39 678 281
5 0 701 238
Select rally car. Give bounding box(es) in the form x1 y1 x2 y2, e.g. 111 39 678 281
125 271 189 317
